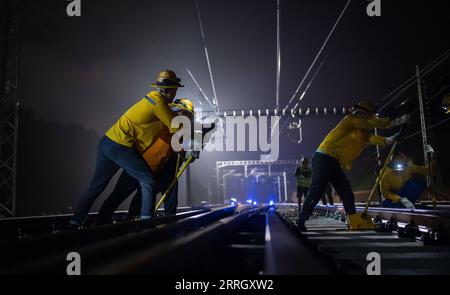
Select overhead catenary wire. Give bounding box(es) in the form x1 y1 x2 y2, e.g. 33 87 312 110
404 116 450 140
194 0 219 111
281 0 352 114
292 55 328 111
273 0 350 139
275 0 281 110
276 54 328 137
380 49 449 103
378 50 450 112
186 67 217 113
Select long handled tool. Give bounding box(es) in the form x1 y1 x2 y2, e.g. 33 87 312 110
154 122 216 212
425 147 437 208
155 156 194 211
362 127 404 217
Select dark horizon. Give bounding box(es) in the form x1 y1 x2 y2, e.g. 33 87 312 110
7 0 450 215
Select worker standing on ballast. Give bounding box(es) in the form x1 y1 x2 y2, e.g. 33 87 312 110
297 101 409 231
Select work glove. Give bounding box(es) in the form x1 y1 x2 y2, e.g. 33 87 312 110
385 132 401 146
390 114 411 128
400 198 415 209
201 122 217 136
185 150 200 162
425 144 434 154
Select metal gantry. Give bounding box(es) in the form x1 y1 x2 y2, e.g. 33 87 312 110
0 0 20 218
215 159 300 204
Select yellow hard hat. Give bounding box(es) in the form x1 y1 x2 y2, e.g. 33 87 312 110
170 98 195 114
151 70 184 89
353 100 376 114
443 93 450 114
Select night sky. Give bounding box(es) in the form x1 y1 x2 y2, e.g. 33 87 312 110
11 0 450 215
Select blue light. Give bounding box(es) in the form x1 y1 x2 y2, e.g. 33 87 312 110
230 198 237 203
269 200 274 206
253 201 257 205
231 201 235 206
246 199 253 204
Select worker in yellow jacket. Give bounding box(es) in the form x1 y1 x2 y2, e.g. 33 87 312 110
298 101 409 231
381 152 430 209
96 99 196 224
70 70 185 226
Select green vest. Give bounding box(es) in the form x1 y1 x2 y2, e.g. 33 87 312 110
296 166 312 188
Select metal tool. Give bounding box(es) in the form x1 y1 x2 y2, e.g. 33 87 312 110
155 156 194 211
362 126 405 217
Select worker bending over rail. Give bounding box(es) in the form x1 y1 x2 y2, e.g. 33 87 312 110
297 101 409 231
96 99 197 224
70 70 186 226
381 152 432 209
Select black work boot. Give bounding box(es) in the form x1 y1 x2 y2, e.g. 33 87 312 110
297 214 307 231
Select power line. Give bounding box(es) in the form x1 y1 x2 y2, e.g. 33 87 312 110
194 0 219 111
292 55 328 111
186 67 217 112
378 50 449 112
281 0 352 114
404 116 450 140
275 0 281 110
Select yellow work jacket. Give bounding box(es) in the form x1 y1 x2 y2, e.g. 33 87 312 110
380 165 429 202
105 91 178 153
318 115 390 170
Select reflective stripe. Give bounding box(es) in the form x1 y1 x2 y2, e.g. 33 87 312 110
316 148 328 156
145 95 157 105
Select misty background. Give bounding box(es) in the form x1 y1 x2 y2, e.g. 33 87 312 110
13 0 450 216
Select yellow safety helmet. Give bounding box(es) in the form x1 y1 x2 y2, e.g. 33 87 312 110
443 93 450 114
170 98 195 115
151 70 184 89
353 101 376 114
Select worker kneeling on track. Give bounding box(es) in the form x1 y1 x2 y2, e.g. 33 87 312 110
95 98 198 224
297 101 409 231
381 152 432 209
70 70 186 226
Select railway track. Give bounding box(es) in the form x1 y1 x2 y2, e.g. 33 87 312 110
2 202 450 275
276 204 450 275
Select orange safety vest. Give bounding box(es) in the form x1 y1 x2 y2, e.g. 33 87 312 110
142 127 175 175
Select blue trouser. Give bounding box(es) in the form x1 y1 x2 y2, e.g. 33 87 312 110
96 154 179 224
299 152 356 225
382 180 426 208
71 136 156 225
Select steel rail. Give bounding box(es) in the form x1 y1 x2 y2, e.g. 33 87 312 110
92 206 268 274
2 206 236 274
